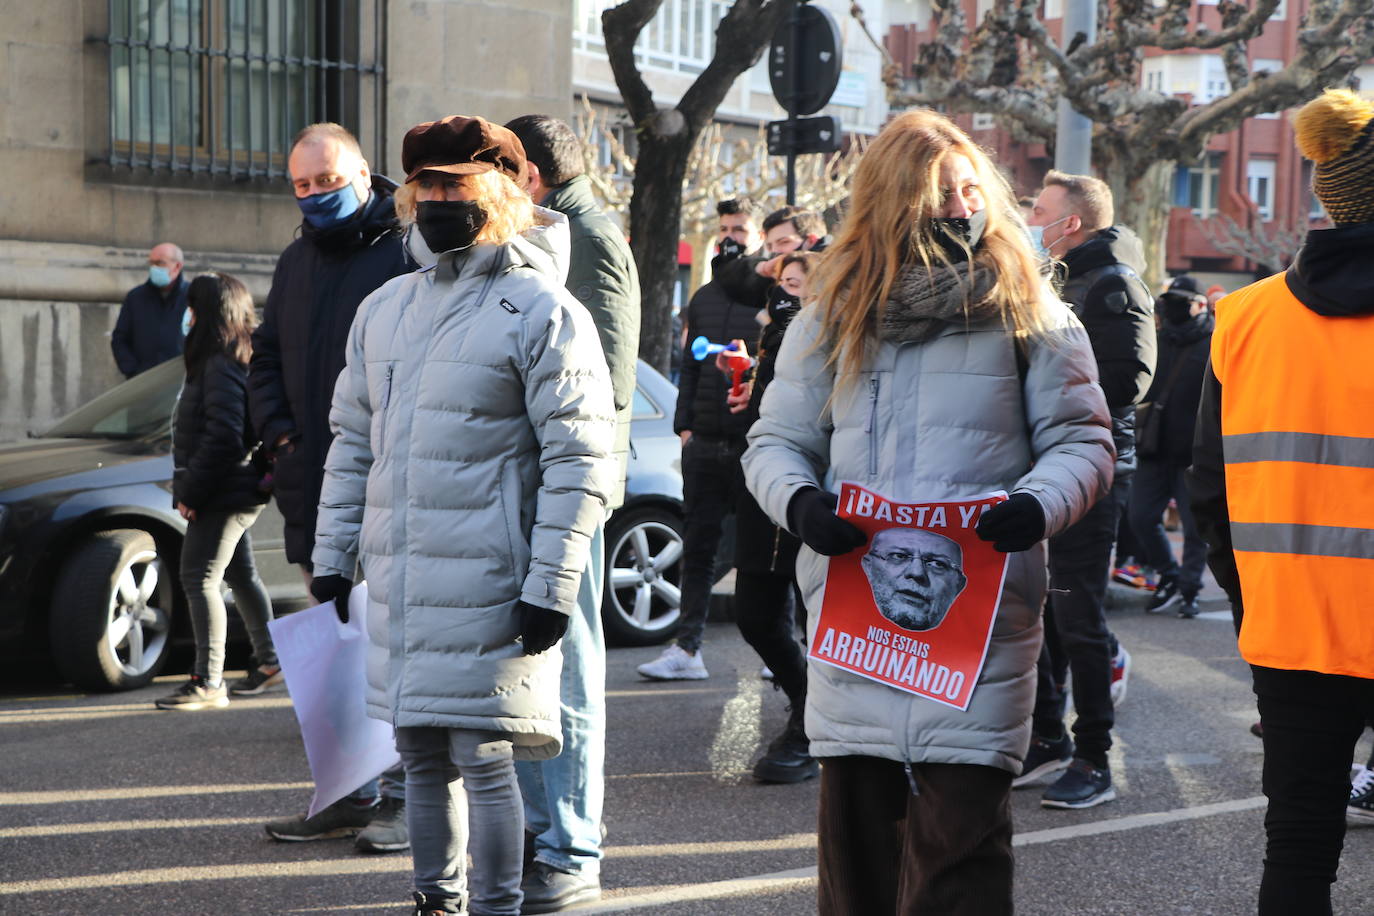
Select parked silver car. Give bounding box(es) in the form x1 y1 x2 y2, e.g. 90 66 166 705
0 360 686 691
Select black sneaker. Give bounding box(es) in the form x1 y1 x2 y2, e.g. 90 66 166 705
412 890 465 915
1177 594 1200 619
229 664 284 696
520 861 601 913
1042 758 1116 809
1012 732 1073 788
1147 574 1182 614
1349 766 1374 825
753 706 820 784
155 676 228 711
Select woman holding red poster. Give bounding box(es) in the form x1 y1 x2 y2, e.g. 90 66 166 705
742 109 1114 916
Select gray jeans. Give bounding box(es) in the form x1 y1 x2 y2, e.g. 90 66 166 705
180 506 275 684
396 727 523 915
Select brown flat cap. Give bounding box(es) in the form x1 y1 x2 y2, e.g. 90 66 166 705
401 115 527 184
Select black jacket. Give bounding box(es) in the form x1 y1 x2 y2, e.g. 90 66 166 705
248 176 411 564
1190 224 1374 631
173 353 268 513
1057 226 1158 476
674 253 769 440
111 276 190 378
1142 311 1212 466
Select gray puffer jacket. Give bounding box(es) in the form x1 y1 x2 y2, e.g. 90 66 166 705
313 215 617 760
742 296 1113 774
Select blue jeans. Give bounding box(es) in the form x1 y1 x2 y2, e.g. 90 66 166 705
515 523 605 877
396 727 524 915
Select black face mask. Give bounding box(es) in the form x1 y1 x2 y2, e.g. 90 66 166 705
767 284 802 327
416 200 487 254
717 236 747 262
931 208 988 263
1160 293 1196 324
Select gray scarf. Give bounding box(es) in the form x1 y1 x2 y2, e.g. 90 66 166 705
880 262 999 343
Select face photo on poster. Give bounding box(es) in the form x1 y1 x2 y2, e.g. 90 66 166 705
810 482 1011 711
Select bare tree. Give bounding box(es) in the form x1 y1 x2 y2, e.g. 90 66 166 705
574 97 864 295
888 0 1374 286
602 0 792 372
1200 211 1311 274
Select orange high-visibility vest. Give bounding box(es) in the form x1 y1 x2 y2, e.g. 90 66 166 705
1213 272 1374 678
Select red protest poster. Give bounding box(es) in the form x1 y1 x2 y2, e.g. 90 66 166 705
810 482 1010 711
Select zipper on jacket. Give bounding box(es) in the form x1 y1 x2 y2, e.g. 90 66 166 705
864 376 880 478
381 364 394 409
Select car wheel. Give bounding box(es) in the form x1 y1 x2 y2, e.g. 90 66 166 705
602 507 683 646
49 529 174 691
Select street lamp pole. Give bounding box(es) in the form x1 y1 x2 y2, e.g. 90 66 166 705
1054 0 1095 176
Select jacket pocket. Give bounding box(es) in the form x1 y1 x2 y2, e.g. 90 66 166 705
498 459 532 582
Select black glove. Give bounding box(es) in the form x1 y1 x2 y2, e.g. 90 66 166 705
311 574 354 623
974 493 1046 552
786 487 868 557
519 600 569 655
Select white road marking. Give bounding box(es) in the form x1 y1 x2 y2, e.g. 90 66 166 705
707 672 762 784
0 816 273 839
0 782 313 806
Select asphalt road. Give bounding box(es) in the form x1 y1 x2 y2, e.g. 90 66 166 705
4 579 1374 915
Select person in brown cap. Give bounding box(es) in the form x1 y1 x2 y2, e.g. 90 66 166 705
308 114 618 916
1190 88 1374 914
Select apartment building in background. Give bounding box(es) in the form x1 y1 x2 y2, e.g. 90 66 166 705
886 0 1374 289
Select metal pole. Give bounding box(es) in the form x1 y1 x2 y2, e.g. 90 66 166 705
786 0 803 205
1054 0 1095 176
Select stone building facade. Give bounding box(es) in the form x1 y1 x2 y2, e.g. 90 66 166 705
0 0 571 441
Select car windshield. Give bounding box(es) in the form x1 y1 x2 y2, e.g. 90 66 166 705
44 359 182 440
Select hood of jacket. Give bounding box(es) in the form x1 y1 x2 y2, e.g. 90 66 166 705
510 206 572 286
1061 225 1148 279
300 174 401 253
1285 223 1374 317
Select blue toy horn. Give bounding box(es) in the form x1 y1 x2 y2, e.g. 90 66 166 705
691 335 737 361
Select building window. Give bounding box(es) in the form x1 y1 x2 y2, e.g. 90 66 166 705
1174 152 1223 218
1303 160 1325 221
1043 0 1063 18
100 0 385 181
971 113 996 131
1201 55 1230 104
1246 157 1276 221
574 0 728 76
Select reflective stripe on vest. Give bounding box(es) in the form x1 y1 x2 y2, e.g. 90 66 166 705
1213 272 1374 678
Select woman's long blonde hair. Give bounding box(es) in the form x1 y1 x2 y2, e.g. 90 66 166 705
810 109 1051 381
393 169 535 245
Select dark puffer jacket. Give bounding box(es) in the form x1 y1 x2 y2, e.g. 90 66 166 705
173 353 268 513
248 176 411 564
673 253 769 441
1057 225 1158 477
1144 311 1212 465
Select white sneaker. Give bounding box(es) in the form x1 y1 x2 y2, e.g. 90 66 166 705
1109 645 1131 707
760 665 774 680
637 645 709 681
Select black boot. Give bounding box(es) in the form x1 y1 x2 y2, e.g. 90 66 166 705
412 890 464 915
753 703 820 784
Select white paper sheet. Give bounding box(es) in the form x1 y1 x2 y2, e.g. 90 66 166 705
267 582 401 817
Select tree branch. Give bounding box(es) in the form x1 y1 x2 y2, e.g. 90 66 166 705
677 0 791 129
602 0 664 126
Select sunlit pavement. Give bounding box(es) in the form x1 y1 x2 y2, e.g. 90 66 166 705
5 569 1374 914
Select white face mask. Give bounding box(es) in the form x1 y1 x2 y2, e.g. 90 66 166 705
403 222 438 269
1027 215 1071 257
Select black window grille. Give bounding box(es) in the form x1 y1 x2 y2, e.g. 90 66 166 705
97 0 386 182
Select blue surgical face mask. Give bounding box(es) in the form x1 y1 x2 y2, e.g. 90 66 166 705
1027 215 1070 258
297 182 364 229
149 264 174 287
180 308 193 337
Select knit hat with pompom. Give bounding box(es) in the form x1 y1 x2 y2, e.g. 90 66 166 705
1294 89 1374 226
